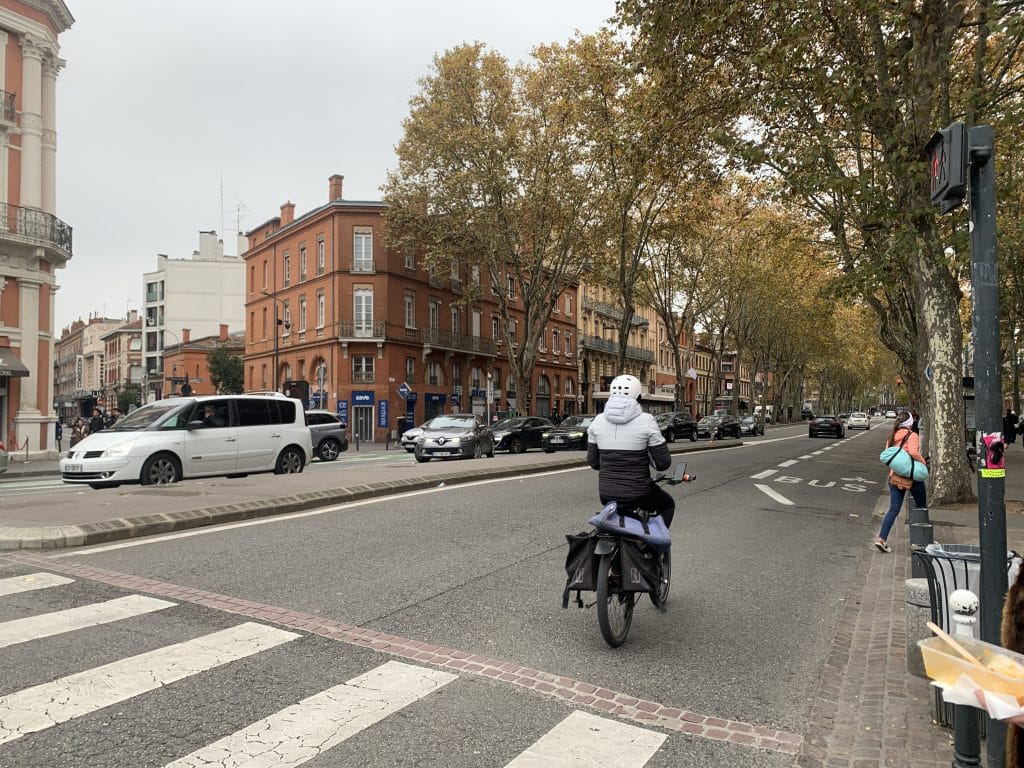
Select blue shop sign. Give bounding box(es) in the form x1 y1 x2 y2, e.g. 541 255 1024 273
337 399 349 425
425 393 446 403
378 400 389 428
352 391 374 405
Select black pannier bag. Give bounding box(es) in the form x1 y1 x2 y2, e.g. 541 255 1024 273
619 538 660 594
563 531 599 607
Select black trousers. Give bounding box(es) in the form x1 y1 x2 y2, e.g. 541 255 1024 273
601 482 675 528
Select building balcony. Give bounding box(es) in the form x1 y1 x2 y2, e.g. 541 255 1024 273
581 296 648 327
0 202 73 258
0 91 13 124
338 320 386 341
579 334 655 362
420 328 497 357
352 371 375 384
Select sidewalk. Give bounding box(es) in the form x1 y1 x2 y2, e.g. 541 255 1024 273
797 445 1024 767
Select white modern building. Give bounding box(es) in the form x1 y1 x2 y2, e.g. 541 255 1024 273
142 230 245 401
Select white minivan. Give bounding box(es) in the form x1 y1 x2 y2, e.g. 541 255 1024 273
60 394 313 490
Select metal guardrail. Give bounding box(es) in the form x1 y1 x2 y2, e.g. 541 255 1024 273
338 320 386 339
578 334 655 362
420 328 497 356
581 296 648 327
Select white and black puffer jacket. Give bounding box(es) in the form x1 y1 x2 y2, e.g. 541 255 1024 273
587 395 672 499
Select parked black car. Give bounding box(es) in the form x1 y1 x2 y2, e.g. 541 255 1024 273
655 411 698 443
696 413 741 440
739 414 765 436
305 410 349 461
492 416 553 453
541 414 595 452
809 415 845 439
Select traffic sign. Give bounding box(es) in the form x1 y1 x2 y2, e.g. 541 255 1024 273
397 382 412 399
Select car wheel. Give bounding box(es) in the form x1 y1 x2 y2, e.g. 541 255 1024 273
140 453 181 485
487 441 495 458
664 431 674 444
544 448 555 453
415 454 430 463
509 436 524 453
689 430 697 442
274 447 305 474
317 439 341 462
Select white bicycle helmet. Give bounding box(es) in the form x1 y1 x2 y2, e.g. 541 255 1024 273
608 374 642 400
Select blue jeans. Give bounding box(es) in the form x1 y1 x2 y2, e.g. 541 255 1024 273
878 480 927 541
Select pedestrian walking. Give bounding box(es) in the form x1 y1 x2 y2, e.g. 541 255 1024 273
1005 407 1019 446
88 407 104 435
55 421 63 453
70 418 87 448
875 410 927 553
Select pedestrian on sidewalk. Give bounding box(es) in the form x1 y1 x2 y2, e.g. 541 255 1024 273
1006 407 1019 446
55 421 63 453
88 407 104 435
875 409 927 553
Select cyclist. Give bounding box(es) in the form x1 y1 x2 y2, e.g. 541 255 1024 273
586 374 675 526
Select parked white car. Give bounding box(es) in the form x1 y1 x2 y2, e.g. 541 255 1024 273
847 412 871 430
60 394 312 490
884 409 898 419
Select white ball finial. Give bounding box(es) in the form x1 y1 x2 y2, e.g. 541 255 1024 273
950 589 980 615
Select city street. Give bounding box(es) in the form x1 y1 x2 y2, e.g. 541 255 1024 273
0 423 887 766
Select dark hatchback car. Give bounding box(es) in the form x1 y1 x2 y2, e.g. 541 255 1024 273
739 414 765 436
492 416 553 453
655 411 698 443
305 410 349 461
809 415 845 439
541 414 596 452
696 413 741 439
413 414 495 462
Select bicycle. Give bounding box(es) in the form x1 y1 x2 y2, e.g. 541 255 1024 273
563 462 695 648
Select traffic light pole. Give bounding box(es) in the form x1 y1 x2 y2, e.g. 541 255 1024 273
968 124 1008 768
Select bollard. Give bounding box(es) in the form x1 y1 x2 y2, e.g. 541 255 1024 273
949 588 981 768
904 577 931 678
909 507 933 579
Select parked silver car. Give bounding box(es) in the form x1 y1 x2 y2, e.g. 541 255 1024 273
400 424 424 452
414 414 495 462
305 410 348 461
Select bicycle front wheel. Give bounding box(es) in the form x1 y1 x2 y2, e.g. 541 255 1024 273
596 552 635 647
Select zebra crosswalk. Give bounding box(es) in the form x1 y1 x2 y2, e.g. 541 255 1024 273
0 571 671 767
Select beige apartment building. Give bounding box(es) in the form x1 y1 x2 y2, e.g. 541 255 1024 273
100 314 142 411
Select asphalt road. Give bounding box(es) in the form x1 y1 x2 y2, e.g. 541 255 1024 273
0 422 889 767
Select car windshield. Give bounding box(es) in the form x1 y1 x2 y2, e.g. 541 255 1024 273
699 416 720 423
423 416 478 430
492 418 524 430
558 415 593 428
103 401 188 431
656 414 672 424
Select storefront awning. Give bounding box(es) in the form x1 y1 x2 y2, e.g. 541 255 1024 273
0 349 29 377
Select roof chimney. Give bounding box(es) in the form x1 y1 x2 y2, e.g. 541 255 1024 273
329 174 344 201
219 324 228 341
280 201 295 225
181 328 191 344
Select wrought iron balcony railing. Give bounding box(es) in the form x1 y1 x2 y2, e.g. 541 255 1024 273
0 91 14 123
581 296 648 327
0 202 73 253
352 371 375 383
420 328 497 356
579 334 655 362
338 320 386 340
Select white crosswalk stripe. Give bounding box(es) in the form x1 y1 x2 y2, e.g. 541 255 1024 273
0 577 671 766
0 572 73 596
0 621 298 745
505 710 667 767
164 661 456 767
0 594 175 649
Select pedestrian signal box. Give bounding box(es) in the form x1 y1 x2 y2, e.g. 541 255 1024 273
924 121 968 213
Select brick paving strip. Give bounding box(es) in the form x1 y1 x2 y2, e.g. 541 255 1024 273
8 551 801 756
797 508 953 767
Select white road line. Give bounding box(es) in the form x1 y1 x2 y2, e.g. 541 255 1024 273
754 484 795 506
505 710 666 768
750 469 778 479
778 460 798 467
799 455 813 459
0 595 176 649
0 572 73 596
0 622 298 745
812 450 824 455
164 661 455 768
821 446 833 450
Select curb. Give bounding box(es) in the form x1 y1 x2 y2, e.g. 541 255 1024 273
0 440 742 551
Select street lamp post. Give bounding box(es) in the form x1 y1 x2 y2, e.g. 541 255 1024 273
261 290 289 392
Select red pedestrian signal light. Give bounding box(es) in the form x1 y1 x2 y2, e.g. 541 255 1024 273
924 121 968 214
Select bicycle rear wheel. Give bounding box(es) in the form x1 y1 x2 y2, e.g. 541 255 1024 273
650 549 671 609
596 552 635 647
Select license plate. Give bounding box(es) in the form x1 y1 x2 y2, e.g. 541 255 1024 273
433 451 451 457
550 437 563 443
65 464 82 473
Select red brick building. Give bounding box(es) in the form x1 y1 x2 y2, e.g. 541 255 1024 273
163 324 243 397
242 175 578 442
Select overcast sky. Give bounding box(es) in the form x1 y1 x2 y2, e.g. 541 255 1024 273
53 0 616 331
